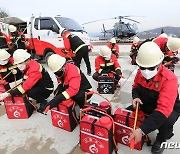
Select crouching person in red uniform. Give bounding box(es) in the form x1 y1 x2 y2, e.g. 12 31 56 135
107 37 119 58
0 49 54 112
45 54 93 109
129 42 180 154
0 49 22 90
92 46 122 88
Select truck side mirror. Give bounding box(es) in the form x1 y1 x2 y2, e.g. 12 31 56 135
51 24 59 34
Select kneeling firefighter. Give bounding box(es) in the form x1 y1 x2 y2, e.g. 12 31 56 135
92 46 122 88
44 54 93 110
0 49 54 112
0 49 22 90
129 42 180 154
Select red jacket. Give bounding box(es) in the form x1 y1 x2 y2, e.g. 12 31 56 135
10 60 53 95
153 37 168 53
57 63 92 99
132 65 180 134
130 42 141 52
95 54 121 74
107 43 119 54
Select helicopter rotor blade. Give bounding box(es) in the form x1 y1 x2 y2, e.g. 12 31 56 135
123 17 140 23
82 18 114 25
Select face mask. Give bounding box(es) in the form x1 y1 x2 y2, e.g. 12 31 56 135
17 63 26 71
55 70 64 78
0 60 9 65
140 68 158 80
104 57 110 61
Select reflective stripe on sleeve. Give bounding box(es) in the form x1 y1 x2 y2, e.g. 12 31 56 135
115 67 121 71
62 91 70 99
98 69 102 74
17 85 26 94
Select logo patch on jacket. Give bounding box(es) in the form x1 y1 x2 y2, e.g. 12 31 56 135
155 82 159 89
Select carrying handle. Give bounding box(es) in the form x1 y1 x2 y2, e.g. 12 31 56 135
86 91 112 114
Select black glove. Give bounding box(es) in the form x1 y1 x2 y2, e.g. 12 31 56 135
115 53 119 58
116 69 122 76
45 93 66 110
172 57 179 63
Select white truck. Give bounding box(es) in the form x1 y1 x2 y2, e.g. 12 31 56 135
0 15 91 61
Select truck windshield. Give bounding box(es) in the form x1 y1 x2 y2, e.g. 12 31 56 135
55 17 84 31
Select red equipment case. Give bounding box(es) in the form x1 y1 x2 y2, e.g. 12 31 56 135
83 101 112 116
80 114 114 154
51 99 78 132
4 96 35 119
114 108 145 150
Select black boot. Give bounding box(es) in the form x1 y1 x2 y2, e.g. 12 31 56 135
151 140 165 154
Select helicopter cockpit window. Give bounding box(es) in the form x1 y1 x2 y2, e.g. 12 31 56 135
121 24 129 31
55 17 83 31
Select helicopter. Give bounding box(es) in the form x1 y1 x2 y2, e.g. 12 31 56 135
82 16 140 40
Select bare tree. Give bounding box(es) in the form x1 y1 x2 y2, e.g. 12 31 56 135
0 8 9 18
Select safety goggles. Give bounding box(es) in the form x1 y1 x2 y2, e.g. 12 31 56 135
139 66 156 71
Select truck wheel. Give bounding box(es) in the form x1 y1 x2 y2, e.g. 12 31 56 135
44 52 54 62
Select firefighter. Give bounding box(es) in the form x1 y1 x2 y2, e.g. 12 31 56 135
0 49 22 90
107 37 119 58
8 25 26 55
62 29 92 76
129 36 141 65
129 42 180 154
92 46 122 88
0 29 10 52
0 49 54 112
153 36 180 72
45 54 93 109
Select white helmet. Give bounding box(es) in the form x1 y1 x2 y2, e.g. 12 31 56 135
48 54 66 72
13 49 31 64
136 42 164 67
133 36 140 44
110 38 116 43
99 46 111 58
0 49 11 60
167 37 180 52
8 25 17 33
158 33 168 38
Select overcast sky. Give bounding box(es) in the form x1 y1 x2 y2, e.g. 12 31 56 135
1 0 180 33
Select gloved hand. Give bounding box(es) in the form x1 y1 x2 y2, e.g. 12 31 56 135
44 93 66 110
0 92 10 101
12 69 17 75
172 57 179 63
115 53 119 58
116 69 122 76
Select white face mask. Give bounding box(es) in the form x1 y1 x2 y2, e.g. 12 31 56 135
104 57 110 61
140 68 158 80
0 60 8 65
17 63 26 71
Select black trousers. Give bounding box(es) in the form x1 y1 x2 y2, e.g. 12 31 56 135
156 111 179 142
126 105 179 142
71 90 93 108
74 46 91 73
26 86 53 105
